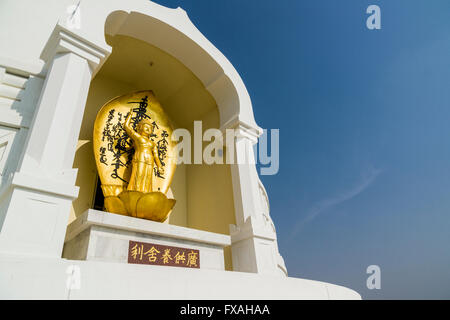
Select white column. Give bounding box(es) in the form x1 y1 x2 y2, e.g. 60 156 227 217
0 25 109 258
226 122 284 275
229 127 262 226
18 52 91 181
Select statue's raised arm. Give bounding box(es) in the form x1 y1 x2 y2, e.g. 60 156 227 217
124 112 140 141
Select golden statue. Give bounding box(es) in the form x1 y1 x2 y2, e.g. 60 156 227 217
93 90 176 222
124 112 163 193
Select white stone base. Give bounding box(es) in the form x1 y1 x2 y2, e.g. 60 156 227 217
0 253 361 299
62 210 231 271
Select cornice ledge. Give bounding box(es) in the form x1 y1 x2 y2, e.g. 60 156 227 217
229 217 276 244
40 24 111 71
11 172 79 200
220 116 263 142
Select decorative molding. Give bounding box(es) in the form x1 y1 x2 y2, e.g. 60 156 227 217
0 67 44 129
10 171 79 200
220 116 263 143
229 216 276 244
40 24 111 72
0 55 45 78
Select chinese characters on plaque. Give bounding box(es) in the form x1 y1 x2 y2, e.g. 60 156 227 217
128 240 200 269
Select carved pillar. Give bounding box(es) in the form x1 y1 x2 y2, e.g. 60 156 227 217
226 121 286 276
0 25 109 258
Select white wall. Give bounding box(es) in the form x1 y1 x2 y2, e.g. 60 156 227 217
0 254 361 299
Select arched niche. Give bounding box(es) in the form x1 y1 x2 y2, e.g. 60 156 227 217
71 31 236 246
66 7 267 270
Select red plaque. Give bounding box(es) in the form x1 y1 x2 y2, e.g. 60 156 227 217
128 240 200 268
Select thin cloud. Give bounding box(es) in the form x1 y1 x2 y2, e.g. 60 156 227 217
290 166 383 238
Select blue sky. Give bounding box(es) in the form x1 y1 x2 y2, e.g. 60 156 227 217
151 0 450 299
